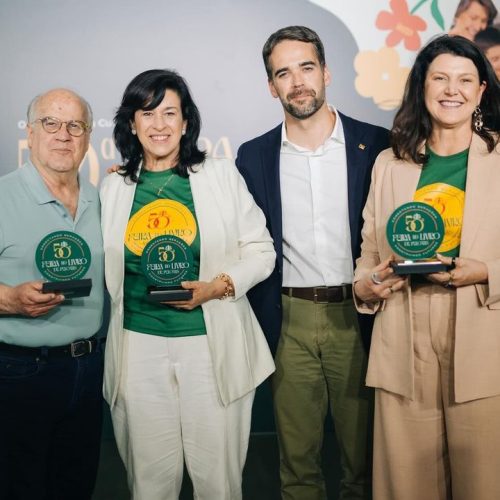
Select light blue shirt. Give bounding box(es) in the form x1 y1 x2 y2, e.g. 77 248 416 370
0 163 104 346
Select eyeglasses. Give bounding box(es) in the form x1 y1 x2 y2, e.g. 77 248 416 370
33 116 91 137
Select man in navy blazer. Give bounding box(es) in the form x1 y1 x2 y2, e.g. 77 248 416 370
236 26 389 499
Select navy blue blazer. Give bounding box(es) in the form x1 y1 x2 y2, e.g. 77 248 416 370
236 112 390 354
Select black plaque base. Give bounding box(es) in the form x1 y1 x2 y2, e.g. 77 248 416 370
147 286 193 302
42 278 92 298
390 260 448 275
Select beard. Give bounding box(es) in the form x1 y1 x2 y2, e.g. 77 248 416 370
281 88 325 119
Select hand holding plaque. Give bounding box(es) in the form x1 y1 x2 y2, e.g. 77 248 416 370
386 202 449 275
141 235 194 302
36 231 92 298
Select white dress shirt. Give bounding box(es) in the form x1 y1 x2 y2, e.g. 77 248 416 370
280 106 353 287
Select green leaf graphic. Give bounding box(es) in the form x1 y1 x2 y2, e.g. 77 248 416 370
431 0 445 29
411 0 428 14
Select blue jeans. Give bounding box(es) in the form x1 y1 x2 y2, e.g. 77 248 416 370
0 344 104 500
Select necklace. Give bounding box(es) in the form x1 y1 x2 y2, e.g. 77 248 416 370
141 168 175 197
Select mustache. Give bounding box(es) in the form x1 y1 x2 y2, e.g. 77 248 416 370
287 88 317 100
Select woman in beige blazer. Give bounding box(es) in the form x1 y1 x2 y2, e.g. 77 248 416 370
354 36 500 500
100 69 275 500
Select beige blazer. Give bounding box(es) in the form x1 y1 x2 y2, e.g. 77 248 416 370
100 158 276 408
354 134 500 403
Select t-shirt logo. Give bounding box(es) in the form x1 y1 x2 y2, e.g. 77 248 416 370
414 183 464 254
125 199 197 256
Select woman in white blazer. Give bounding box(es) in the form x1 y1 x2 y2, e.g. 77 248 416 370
100 69 275 500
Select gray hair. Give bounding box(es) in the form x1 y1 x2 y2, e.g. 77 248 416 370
27 89 93 128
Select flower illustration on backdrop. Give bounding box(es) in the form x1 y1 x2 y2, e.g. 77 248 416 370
354 47 410 110
376 0 427 51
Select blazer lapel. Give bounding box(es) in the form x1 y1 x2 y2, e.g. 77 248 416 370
189 163 226 281
342 116 375 258
460 134 496 256
341 113 388 258
390 158 422 209
105 174 138 303
262 126 283 269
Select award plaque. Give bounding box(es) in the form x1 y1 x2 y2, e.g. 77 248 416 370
141 234 194 302
386 202 448 275
36 231 92 298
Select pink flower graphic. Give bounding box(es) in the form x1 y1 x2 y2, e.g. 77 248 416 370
376 0 427 51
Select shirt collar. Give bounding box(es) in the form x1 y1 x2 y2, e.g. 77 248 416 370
20 161 91 205
280 104 345 152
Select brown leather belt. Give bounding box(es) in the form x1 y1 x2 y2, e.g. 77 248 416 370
282 286 352 303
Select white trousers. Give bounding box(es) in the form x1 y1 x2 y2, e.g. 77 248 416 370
111 330 254 500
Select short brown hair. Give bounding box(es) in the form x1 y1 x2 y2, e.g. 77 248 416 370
262 26 326 80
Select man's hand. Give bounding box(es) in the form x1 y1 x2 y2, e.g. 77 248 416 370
0 281 65 317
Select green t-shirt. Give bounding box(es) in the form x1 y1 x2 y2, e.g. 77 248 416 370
414 147 468 258
123 168 206 337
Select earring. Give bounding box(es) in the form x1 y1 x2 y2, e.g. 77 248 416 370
131 129 137 135
182 129 186 135
473 106 483 132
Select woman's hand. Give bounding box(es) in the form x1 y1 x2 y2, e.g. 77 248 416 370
162 279 227 310
426 254 488 288
354 257 407 303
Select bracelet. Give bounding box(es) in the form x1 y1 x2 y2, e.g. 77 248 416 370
215 273 234 300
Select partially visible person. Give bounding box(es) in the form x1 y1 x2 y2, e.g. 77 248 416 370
100 69 275 500
237 25 389 500
475 24 500 79
0 89 104 500
449 0 497 40
354 35 500 500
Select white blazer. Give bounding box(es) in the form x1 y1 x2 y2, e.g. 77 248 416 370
100 158 276 407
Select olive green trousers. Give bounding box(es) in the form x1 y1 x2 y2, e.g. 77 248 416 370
272 295 373 500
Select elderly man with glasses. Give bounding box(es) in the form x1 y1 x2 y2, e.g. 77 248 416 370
0 88 104 500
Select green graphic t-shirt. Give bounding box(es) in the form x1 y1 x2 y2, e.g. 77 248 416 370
123 168 206 337
413 148 468 258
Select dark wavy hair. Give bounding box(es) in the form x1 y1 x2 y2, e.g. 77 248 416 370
475 25 500 53
391 35 500 164
262 26 326 80
113 69 206 181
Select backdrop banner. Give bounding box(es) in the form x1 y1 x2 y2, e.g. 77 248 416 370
1 0 458 184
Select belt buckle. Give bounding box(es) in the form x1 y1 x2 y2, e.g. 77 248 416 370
70 340 91 358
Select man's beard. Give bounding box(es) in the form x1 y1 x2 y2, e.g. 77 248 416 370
282 88 324 119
